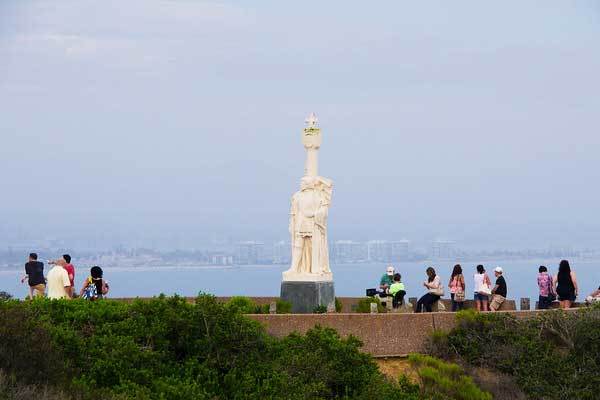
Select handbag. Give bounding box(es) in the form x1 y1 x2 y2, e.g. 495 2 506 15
454 290 466 302
478 286 492 296
477 274 492 296
430 285 444 296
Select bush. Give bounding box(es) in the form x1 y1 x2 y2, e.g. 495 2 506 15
408 354 492 400
313 305 328 313
276 299 292 314
0 295 419 399
0 291 13 301
224 296 257 314
0 302 67 385
356 297 385 313
335 297 343 312
428 305 600 400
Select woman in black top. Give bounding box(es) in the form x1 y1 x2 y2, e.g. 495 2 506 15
554 260 578 309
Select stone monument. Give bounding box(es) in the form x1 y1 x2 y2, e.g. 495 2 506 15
281 113 335 313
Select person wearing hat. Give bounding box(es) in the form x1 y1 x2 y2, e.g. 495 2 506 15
378 266 396 308
380 266 395 292
490 266 507 311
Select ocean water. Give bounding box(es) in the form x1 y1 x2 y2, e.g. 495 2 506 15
2 260 599 302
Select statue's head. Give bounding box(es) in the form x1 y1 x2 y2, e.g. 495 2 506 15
300 176 315 190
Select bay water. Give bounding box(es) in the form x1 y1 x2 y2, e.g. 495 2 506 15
2 260 599 303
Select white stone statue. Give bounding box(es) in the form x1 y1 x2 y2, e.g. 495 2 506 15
282 114 333 282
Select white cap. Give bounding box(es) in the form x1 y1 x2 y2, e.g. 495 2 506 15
494 266 503 273
386 266 395 275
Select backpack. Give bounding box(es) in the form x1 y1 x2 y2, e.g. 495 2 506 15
82 279 98 300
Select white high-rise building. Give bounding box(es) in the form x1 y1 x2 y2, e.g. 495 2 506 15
367 240 410 262
235 241 265 265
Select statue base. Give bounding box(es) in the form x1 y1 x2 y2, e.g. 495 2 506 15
281 271 333 282
280 280 335 313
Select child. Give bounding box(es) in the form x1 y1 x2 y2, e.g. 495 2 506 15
80 266 109 300
389 273 406 309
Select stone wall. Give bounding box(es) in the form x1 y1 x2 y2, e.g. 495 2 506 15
111 296 572 357
248 310 563 357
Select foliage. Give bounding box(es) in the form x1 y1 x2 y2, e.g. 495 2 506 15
313 305 328 313
224 296 257 314
408 354 492 400
0 291 12 301
0 295 424 400
276 299 292 314
0 302 67 385
335 297 343 312
224 296 292 314
356 296 385 313
429 305 600 400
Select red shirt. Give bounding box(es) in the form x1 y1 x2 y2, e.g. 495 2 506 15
64 264 75 287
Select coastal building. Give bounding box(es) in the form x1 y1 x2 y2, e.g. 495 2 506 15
367 240 410 262
332 240 367 263
272 241 290 264
430 240 456 260
235 241 265 265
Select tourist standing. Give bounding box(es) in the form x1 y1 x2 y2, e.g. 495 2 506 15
80 266 109 300
415 267 443 313
473 265 491 312
20 253 45 298
62 254 76 297
489 267 507 311
554 260 578 309
537 266 555 309
448 264 465 312
46 259 72 299
585 286 600 305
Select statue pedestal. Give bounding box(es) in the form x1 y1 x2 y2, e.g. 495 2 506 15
280 280 335 313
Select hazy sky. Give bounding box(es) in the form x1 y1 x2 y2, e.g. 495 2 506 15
1 1 600 249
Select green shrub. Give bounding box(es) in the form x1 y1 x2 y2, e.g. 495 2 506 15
0 295 422 400
408 354 492 400
335 297 343 312
0 302 67 385
224 296 257 314
276 299 292 314
0 291 12 301
313 305 328 313
356 297 385 313
429 304 600 400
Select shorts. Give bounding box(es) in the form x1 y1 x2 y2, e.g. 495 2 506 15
30 284 45 297
474 293 489 302
490 294 505 311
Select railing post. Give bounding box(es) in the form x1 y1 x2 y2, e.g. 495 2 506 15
520 298 531 311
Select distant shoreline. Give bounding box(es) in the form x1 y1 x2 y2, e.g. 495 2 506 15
1 257 598 274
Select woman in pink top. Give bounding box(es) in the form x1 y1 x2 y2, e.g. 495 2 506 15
448 264 465 312
537 265 555 309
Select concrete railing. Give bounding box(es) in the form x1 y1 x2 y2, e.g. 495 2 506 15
248 310 561 357
110 296 580 357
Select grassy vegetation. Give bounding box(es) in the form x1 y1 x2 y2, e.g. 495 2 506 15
356 296 385 313
428 306 600 400
0 295 426 399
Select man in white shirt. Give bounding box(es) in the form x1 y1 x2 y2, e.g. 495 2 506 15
46 259 72 299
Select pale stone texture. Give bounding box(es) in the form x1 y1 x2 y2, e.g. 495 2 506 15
282 113 334 283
